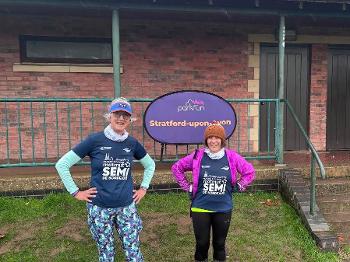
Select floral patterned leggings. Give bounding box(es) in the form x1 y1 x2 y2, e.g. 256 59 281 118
87 202 143 262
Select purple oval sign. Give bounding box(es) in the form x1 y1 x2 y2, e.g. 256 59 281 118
144 91 237 144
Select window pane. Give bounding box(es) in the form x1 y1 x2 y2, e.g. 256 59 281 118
19 36 113 63
26 40 111 60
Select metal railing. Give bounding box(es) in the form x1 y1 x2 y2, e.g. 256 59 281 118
284 99 326 215
0 97 280 167
0 97 326 214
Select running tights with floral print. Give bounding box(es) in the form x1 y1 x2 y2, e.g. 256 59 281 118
87 202 143 262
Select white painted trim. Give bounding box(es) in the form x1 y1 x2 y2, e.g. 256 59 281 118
12 63 123 74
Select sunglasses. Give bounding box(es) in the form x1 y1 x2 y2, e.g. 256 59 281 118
112 111 131 119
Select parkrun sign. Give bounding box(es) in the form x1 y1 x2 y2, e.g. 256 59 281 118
144 91 237 144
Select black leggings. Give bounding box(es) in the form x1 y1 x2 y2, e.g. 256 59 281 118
191 211 232 261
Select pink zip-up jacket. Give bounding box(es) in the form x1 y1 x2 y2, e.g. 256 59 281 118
171 148 255 197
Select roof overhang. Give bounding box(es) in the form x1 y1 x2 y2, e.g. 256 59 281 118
1 0 350 18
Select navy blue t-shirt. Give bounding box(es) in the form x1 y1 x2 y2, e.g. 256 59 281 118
73 132 146 208
192 153 233 212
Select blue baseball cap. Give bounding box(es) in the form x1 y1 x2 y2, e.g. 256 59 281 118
109 102 132 115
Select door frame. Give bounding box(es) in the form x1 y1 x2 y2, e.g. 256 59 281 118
327 45 350 150
259 43 311 151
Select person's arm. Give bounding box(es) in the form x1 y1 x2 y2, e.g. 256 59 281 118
171 151 195 192
234 153 255 192
55 150 97 202
55 150 81 194
132 140 156 204
139 154 156 189
133 154 156 204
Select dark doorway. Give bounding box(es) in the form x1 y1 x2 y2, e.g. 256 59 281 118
327 47 350 150
260 45 309 151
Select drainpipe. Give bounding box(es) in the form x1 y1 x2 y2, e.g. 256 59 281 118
112 9 121 97
276 15 285 164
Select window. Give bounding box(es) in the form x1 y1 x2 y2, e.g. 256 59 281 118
19 35 112 64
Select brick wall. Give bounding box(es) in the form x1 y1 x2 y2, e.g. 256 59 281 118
0 15 252 99
0 14 255 162
120 21 252 100
0 13 346 162
0 15 114 98
309 44 328 151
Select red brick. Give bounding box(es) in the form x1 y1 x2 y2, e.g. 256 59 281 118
309 44 328 150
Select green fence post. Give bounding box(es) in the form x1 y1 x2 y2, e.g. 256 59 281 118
43 102 48 162
16 102 23 163
277 15 285 164
5 102 10 163
275 99 281 162
30 101 35 163
55 102 60 158
310 156 316 215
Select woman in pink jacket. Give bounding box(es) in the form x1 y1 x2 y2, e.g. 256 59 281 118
171 123 255 262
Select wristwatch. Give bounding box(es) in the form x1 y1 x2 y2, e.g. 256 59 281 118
72 190 80 197
140 186 148 191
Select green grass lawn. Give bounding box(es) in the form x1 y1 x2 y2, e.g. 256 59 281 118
0 192 342 262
